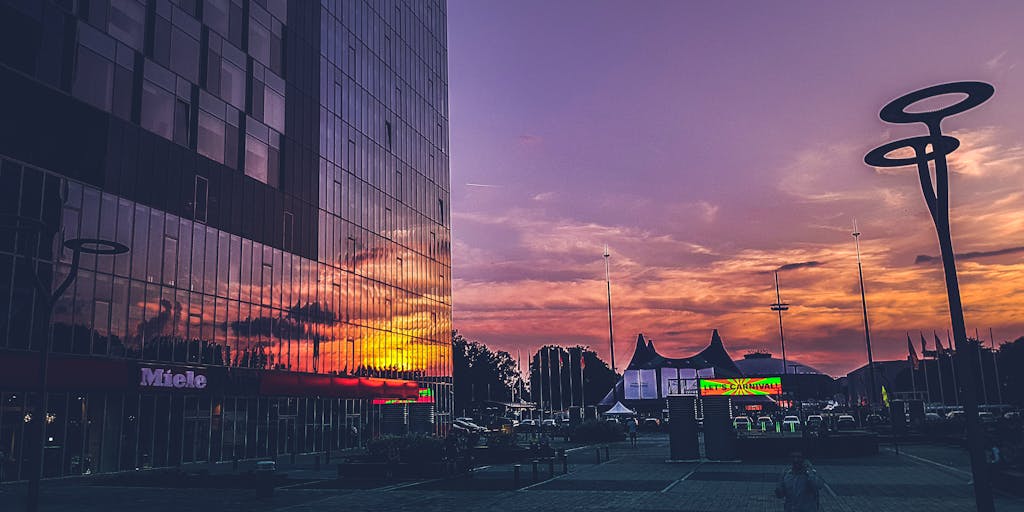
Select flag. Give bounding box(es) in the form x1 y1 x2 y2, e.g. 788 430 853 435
934 333 945 353
882 386 890 408
908 334 920 369
579 350 585 369
920 333 936 357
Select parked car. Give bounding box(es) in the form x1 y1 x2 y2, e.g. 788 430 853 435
454 419 487 433
781 416 801 431
520 419 538 431
540 418 557 429
836 414 856 430
733 416 752 430
946 410 965 421
866 413 884 426
978 412 996 423
756 416 774 430
924 412 943 423
1004 411 1021 420
642 418 661 430
805 415 824 429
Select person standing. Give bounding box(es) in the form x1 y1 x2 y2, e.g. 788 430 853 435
775 451 824 511
628 418 639 448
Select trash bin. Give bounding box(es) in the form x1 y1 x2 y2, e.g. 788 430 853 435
254 460 277 498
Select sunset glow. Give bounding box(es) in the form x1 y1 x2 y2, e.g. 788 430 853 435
447 0 1024 376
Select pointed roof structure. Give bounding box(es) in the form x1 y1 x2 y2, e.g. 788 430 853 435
603 401 635 415
600 329 745 405
624 329 742 376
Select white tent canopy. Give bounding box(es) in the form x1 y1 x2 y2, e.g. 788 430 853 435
603 401 635 415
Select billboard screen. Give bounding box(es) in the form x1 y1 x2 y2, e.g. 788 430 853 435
699 377 782 396
624 369 659 399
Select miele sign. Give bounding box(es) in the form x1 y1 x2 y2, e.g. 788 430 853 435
139 367 208 390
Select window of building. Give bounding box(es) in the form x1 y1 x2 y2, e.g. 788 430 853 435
204 0 231 36
249 21 271 66
220 58 245 109
244 134 268 184
197 110 225 163
72 46 114 112
193 175 209 223
385 121 392 150
169 26 200 83
173 98 191 146
141 81 175 138
263 85 285 133
108 0 146 51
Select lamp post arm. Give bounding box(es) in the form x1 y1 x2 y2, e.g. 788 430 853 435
52 249 81 303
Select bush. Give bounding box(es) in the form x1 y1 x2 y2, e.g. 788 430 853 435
366 435 445 463
571 420 626 443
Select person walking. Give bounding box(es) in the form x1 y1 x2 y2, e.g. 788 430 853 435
628 417 639 448
775 451 824 511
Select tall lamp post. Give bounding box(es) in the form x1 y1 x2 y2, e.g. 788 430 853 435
603 245 616 374
3 215 129 512
852 222 877 409
770 272 789 378
865 81 996 512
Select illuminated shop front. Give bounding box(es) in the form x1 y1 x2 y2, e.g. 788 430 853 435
0 0 451 479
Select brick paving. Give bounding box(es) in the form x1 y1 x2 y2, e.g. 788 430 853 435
1 434 1021 511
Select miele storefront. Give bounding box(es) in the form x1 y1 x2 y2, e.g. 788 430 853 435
0 352 432 480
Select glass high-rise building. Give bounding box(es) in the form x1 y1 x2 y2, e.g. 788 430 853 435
0 0 451 478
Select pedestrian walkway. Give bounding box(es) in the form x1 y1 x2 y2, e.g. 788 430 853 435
2 434 1021 511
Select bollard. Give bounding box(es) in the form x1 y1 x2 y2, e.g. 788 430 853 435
548 457 554 477
595 448 601 464
603 446 610 461
561 453 568 474
532 459 539 482
514 464 521 487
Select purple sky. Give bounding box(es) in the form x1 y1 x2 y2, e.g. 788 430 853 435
445 0 1024 376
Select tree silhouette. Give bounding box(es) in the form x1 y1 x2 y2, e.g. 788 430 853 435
451 330 519 415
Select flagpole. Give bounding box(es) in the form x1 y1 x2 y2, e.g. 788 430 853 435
974 327 988 406
567 347 575 409
908 334 918 398
934 332 947 405
919 333 930 403
579 348 586 409
536 348 543 420
990 328 1002 405
547 347 554 416
947 330 960 406
555 347 563 411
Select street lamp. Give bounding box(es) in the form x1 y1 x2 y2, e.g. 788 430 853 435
770 271 789 377
3 214 129 512
852 221 877 410
865 81 995 512
603 245 615 374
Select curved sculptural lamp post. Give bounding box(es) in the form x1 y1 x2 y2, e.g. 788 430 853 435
2 215 129 512
864 81 995 512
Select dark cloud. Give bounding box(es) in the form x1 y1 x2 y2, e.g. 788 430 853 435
914 246 1024 265
774 261 823 272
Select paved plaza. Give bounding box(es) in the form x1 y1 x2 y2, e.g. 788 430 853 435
2 434 1021 511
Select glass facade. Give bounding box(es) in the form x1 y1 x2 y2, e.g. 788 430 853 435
0 0 451 479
